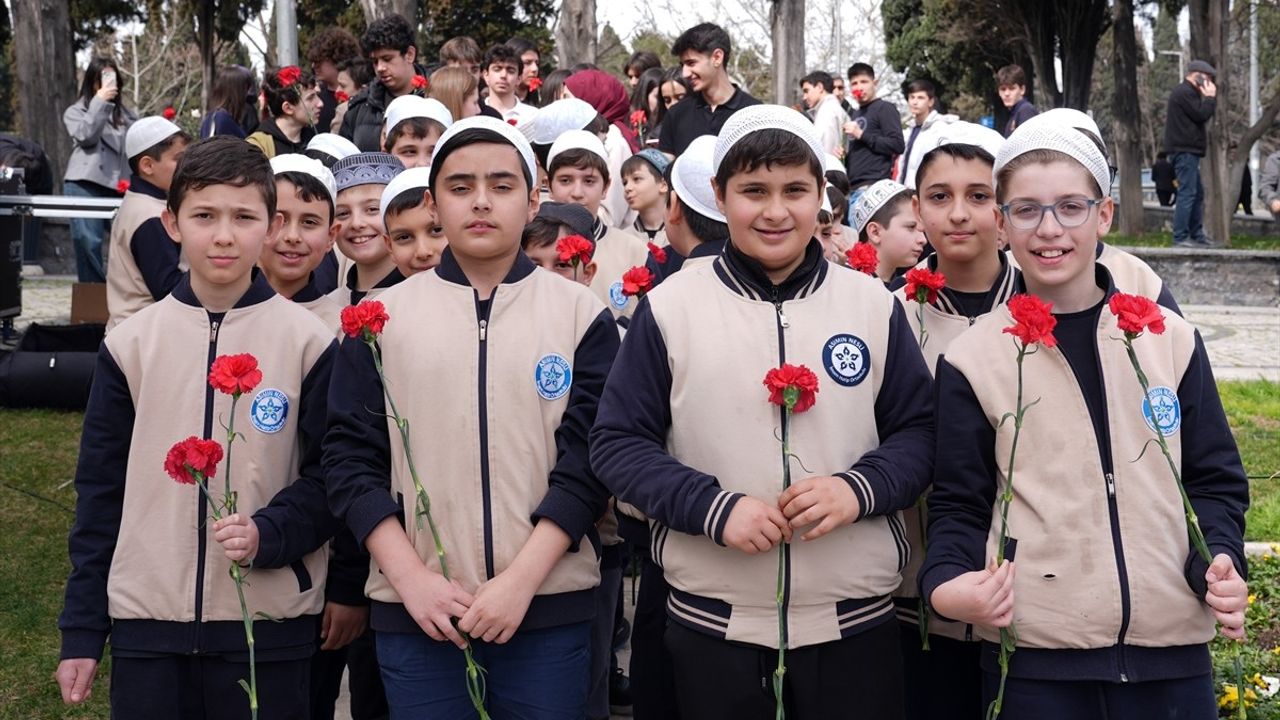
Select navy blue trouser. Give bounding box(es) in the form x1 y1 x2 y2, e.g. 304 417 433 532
110 653 310 719
981 670 1216 719
1171 152 1207 244
900 621 983 720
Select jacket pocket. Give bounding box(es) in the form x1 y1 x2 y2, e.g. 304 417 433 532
289 559 313 593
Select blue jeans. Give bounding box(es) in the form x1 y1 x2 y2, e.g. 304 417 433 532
377 621 591 719
1170 152 1206 244
64 179 113 282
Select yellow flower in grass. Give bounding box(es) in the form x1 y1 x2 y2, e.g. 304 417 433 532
1248 593 1257 605
1218 684 1260 711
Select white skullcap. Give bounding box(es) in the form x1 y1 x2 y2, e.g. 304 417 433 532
1022 108 1103 144
713 105 825 173
307 133 360 162
379 166 433 221
824 153 847 176
851 179 909 235
383 95 453 136
994 120 1111 199
528 99 598 146
125 116 183 159
820 191 833 215
270 153 337 204
930 121 1005 161
547 129 608 168
429 116 538 192
670 135 726 224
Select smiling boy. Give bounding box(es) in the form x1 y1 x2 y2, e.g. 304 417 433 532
327 152 405 305
657 22 761 157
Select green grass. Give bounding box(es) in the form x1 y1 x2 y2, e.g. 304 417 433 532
1220 380 1280 542
1107 231 1280 251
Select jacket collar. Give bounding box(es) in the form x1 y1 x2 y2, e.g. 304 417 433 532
171 269 275 310
343 264 404 292
714 238 827 302
688 238 726 260
1011 263 1118 305
927 249 1019 317
291 274 324 302
694 85 752 112
128 175 167 200
434 246 536 288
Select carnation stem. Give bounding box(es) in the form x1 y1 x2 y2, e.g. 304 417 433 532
774 408 791 720
218 393 259 720
914 297 929 349
365 335 489 718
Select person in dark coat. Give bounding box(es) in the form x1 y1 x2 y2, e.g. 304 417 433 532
1152 151 1176 207
1163 60 1218 246
340 15 428 152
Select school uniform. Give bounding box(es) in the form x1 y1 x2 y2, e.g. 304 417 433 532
291 278 344 334
327 265 405 307
588 219 651 320
1095 242 1182 315
921 266 1248 718
60 273 340 718
105 176 186 331
324 248 619 716
590 239 935 719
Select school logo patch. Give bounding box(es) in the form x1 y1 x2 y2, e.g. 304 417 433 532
250 388 289 434
1142 386 1181 437
823 334 870 387
535 353 573 401
608 281 628 309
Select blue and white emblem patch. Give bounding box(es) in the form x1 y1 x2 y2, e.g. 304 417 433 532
250 388 289 434
1142 386 1181 437
823 334 870 387
609 281 628 309
535 354 573 400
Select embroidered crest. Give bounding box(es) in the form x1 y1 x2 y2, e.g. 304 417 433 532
822 334 870 387
1142 386 1181 437
250 388 289 434
535 353 573 400
608 281 628 309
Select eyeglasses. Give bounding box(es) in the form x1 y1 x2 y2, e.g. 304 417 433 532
999 197 1103 230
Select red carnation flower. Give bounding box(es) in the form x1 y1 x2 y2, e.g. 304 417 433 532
277 66 302 88
208 353 263 397
164 436 223 485
116 179 130 194
852 88 865 101
412 74 428 90
647 242 667 264
556 234 595 266
340 300 390 341
527 77 543 92
630 109 648 129
763 363 820 414
1108 293 1166 338
507 118 518 126
1003 294 1058 349
335 90 350 104
903 267 946 305
162 106 176 121
845 243 879 276
621 266 654 298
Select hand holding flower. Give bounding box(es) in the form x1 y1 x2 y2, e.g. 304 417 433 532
459 568 540 644
778 476 860 541
722 496 791 554
212 513 260 563
930 559 1016 629
398 562 474 649
1205 554 1248 640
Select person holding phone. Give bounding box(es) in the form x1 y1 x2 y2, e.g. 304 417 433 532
63 57 136 282
1162 59 1218 248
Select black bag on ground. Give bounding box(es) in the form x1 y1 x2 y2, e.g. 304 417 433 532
0 323 104 409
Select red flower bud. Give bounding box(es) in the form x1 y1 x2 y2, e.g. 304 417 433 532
903 267 946 304
763 363 820 414
412 75 428 90
340 300 390 340
208 353 263 396
556 235 595 266
277 66 302 88
507 118 518 126
116 179 130 194
527 77 543 91
621 266 654 298
164 436 224 485
630 109 648 129
335 90 350 104
1108 292 1166 337
647 242 667 264
845 243 879 276
162 106 177 120
1003 294 1058 348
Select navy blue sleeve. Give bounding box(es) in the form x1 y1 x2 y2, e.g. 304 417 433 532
919 357 999 617
1178 332 1250 594
589 299 743 545
859 103 906 157
253 342 345 568
533 309 620 551
325 527 371 606
322 336 399 547
1013 103 1040 127
1157 283 1183 318
130 218 184 302
837 301 935 518
59 346 134 660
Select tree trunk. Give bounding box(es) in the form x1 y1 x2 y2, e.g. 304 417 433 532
1112 0 1143 235
1056 0 1109 110
1015 1 1062 108
1188 0 1231 245
11 0 75 189
359 0 416 25
770 0 805 107
555 0 597 69
198 0 214 113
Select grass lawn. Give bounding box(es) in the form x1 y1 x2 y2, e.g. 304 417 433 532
0 380 1277 716
1108 231 1280 252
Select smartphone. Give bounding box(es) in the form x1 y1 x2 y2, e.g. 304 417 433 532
1194 74 1205 88
102 69 116 90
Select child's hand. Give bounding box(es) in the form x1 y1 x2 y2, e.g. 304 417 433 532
319 601 369 651
929 559 1016 629
1205 553 1247 640
458 568 539 644
399 565 473 649
212 514 260 563
779 476 860 541
722 496 792 554
55 658 98 704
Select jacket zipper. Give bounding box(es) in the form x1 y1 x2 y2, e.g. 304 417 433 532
771 287 791 649
475 293 496 579
195 314 225 651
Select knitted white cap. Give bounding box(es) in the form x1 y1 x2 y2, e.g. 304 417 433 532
547 129 608 168
307 133 360 162
270 153 337 204
929 121 1005 161
125 116 183 159
528 98 598 146
379 166 433 221
850 179 908 235
994 120 1111 199
824 153 847 176
429 116 538 191
383 95 453 136
713 105 825 173
670 135 726 224
1021 108 1102 144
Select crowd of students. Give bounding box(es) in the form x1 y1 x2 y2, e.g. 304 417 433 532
53 15 1251 720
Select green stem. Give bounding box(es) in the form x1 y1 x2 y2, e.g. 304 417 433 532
774 408 791 720
365 336 490 719
218 392 258 719
915 298 929 349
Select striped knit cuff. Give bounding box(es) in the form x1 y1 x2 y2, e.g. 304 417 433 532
837 471 875 520
702 490 744 546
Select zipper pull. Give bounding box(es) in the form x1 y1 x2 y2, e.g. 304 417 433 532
968 316 976 326
1105 472 1116 497
479 319 487 342
209 320 220 343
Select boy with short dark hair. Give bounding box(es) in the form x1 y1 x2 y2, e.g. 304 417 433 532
328 152 406 305
659 22 761 157
380 95 453 168
380 166 448 276
591 105 935 719
341 14 426 152
57 136 339 717
621 149 671 245
522 201 599 283
996 64 1038 138
842 63 905 201
483 43 538 127
264 154 345 330
248 66 323 158
324 116 619 717
801 70 844 157
897 78 961 190
106 116 190 331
